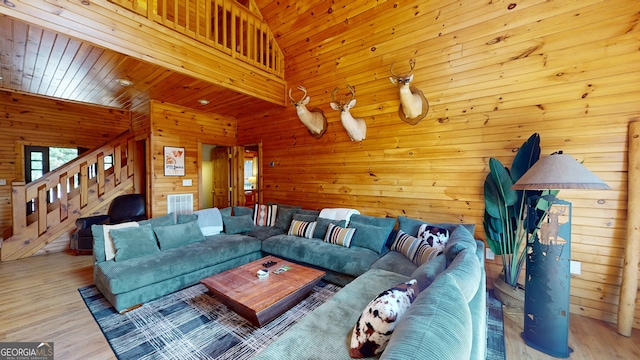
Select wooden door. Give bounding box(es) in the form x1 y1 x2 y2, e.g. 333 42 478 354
212 147 230 208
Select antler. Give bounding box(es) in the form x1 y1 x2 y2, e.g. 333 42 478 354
331 87 341 105
346 84 356 103
389 59 416 78
289 85 309 103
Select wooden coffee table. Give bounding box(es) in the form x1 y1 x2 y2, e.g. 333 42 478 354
200 255 325 327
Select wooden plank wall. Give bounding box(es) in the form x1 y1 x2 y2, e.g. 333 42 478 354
149 101 237 217
0 91 131 235
239 0 640 327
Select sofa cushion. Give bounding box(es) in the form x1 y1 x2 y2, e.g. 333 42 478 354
381 273 473 360
271 203 302 230
110 224 159 262
288 219 317 239
233 206 253 217
244 226 286 241
95 234 262 295
292 213 319 223
262 235 380 277
176 213 198 224
350 279 420 357
441 248 481 303
153 221 206 250
410 254 447 291
253 204 278 226
398 215 476 237
348 215 396 254
324 223 355 247
443 225 478 263
370 251 417 277
222 214 256 234
138 213 176 228
313 217 346 240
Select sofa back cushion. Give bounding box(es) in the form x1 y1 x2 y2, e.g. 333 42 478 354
440 248 481 303
380 273 473 360
443 225 478 263
138 213 176 228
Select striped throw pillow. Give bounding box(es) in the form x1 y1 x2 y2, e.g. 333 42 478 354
288 220 317 239
253 204 277 226
392 230 440 266
391 230 423 261
413 242 440 266
323 223 355 247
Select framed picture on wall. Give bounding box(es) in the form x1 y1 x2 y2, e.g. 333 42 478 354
164 146 185 176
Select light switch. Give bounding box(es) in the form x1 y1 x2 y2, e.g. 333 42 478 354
0 179 6 186
182 179 193 186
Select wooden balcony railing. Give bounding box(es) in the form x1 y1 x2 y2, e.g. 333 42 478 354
1 131 137 261
111 0 284 78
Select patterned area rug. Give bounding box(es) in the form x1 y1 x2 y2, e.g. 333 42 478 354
487 289 507 360
80 283 507 360
79 281 340 360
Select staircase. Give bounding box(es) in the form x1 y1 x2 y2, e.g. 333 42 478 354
0 131 138 262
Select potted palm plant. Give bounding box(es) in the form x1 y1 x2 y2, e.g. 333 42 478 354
483 133 556 307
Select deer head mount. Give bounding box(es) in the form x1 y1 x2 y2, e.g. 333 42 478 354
389 59 429 125
330 84 367 142
288 85 328 139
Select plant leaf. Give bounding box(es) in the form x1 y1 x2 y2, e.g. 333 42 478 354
489 158 518 206
511 133 541 182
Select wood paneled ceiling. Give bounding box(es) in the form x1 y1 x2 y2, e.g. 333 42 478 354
0 15 280 118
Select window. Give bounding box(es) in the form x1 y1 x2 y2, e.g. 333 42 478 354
25 146 80 183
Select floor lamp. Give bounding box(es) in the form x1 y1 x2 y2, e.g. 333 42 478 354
512 152 610 358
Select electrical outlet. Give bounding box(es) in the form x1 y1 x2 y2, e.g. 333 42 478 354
0 179 6 186
485 248 495 260
570 260 581 275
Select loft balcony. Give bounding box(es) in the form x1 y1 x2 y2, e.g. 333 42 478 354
0 0 287 115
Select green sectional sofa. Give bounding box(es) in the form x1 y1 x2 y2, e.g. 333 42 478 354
90 206 486 359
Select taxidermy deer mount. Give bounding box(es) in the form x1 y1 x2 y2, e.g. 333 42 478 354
330 84 367 142
289 85 328 139
389 59 429 125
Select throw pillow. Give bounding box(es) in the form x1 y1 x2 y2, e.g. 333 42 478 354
288 219 317 239
154 221 206 250
349 279 420 358
397 215 476 237
323 223 355 248
292 213 319 223
313 218 346 239
110 224 160 262
346 215 396 254
253 204 277 226
102 222 140 261
222 214 256 234
391 230 423 262
417 224 450 253
413 241 440 266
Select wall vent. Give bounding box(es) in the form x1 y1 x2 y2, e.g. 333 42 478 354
167 193 194 214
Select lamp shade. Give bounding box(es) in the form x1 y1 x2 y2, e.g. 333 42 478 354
512 153 611 190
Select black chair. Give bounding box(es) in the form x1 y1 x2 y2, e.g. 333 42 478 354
71 193 147 255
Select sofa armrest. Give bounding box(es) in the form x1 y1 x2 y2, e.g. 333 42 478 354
75 215 110 230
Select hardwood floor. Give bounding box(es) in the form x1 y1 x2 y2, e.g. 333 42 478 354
1 251 639 359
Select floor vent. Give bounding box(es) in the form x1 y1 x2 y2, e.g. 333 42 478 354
167 193 194 214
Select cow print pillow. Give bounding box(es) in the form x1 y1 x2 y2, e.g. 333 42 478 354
349 279 420 358
417 224 450 254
